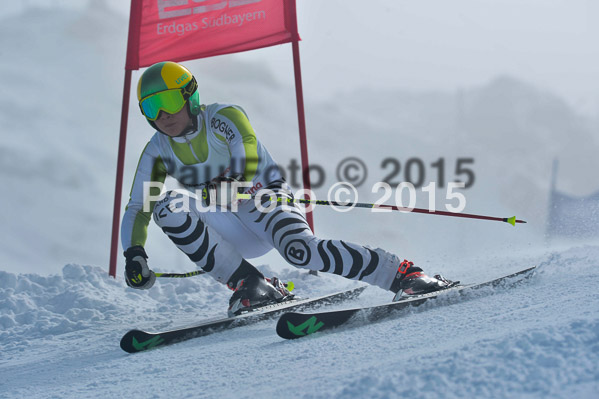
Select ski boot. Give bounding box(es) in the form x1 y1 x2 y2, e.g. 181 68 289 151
228 274 294 316
390 260 459 301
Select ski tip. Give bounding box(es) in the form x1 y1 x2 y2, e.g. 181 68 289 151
237 193 251 200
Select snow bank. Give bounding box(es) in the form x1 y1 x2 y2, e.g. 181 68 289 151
0 262 360 350
0 264 233 348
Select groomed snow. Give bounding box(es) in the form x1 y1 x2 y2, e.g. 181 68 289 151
1 245 598 398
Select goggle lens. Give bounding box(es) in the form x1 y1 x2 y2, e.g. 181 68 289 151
140 90 186 121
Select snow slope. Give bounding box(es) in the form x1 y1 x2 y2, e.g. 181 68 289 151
1 245 598 398
1 3 598 398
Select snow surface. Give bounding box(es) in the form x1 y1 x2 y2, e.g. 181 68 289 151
1 3 598 399
1 246 598 398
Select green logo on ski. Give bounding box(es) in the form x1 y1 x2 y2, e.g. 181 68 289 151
132 335 165 351
287 316 324 336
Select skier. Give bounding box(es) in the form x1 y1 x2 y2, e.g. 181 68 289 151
122 61 454 315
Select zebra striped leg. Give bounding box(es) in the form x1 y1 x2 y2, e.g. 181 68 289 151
242 190 401 291
152 190 244 284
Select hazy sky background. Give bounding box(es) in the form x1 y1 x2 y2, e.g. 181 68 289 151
247 0 599 116
1 0 597 274
3 0 598 116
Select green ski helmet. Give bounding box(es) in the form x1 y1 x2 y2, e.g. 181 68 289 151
137 61 201 130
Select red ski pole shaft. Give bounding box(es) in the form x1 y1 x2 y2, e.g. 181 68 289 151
369 203 526 225
237 194 526 226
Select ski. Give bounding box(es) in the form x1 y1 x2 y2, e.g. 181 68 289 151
120 286 365 353
276 266 536 339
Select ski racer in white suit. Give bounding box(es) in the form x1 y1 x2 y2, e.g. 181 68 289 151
122 61 453 315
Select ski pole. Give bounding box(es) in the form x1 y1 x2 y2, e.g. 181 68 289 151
155 270 206 278
237 194 526 226
154 270 295 291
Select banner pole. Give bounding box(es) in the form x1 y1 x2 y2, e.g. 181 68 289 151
289 0 317 275
109 0 142 277
109 69 132 278
289 1 314 233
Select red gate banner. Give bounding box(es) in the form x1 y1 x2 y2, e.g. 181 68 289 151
127 0 297 69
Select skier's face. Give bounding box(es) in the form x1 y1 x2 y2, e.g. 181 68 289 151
154 107 193 137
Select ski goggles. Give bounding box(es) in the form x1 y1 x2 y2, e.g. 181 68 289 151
139 77 198 121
